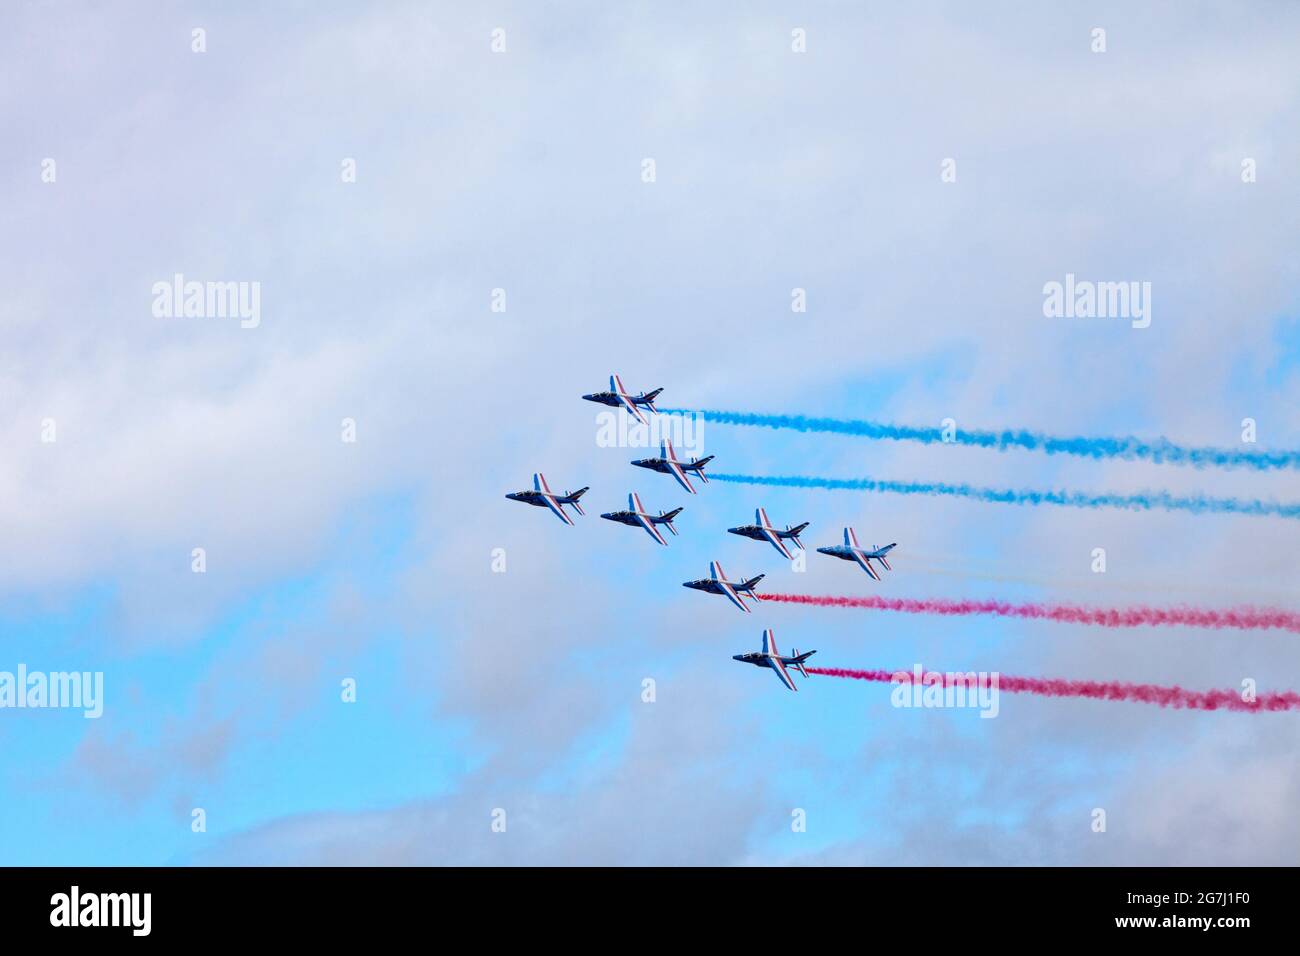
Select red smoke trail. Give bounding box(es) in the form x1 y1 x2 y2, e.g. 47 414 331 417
764 593 1300 635
806 667 1300 712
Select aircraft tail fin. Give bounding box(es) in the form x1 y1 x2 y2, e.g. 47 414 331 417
567 487 589 516
692 454 714 482
786 522 809 550
741 573 765 597
790 648 815 678
790 648 813 678
661 507 683 536
641 387 663 412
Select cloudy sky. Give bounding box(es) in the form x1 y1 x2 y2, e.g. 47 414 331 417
2 1 1298 865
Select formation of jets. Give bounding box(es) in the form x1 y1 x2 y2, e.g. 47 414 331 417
504 373 903 692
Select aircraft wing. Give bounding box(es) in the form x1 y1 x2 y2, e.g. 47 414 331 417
618 392 649 425
665 459 697 494
761 527 794 560
543 496 575 526
768 658 798 691
612 375 649 425
635 512 669 546
717 580 751 613
532 474 573 525
851 550 880 580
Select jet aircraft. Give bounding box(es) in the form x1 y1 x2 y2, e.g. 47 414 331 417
727 507 809 560
600 493 682 546
631 440 714 495
816 527 897 580
582 374 663 426
733 628 816 692
682 560 765 613
505 473 589 526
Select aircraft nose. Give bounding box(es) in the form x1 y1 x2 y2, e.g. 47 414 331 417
731 654 745 661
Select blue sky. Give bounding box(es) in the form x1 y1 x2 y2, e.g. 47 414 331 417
2 2 1299 865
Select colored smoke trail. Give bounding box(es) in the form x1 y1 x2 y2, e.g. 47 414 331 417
663 408 1300 472
763 593 1300 635
708 472 1300 520
805 667 1300 712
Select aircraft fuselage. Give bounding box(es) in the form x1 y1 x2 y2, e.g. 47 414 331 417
507 492 549 507
816 545 856 561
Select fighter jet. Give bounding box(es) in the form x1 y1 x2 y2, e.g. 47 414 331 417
733 628 816 692
582 374 663 426
631 439 714 495
505 473 589 526
727 507 810 560
816 527 897 580
600 492 683 546
682 561 765 613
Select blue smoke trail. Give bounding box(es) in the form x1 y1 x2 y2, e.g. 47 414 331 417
661 408 1300 472
708 473 1300 520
